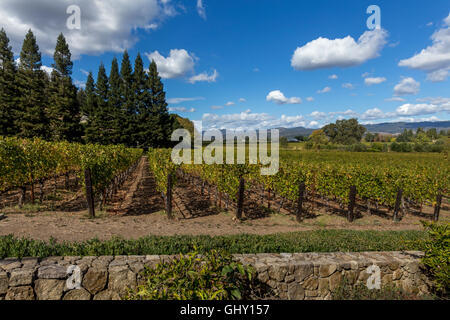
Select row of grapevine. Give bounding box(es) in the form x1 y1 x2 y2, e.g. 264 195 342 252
147 148 448 218
147 148 179 195
0 137 143 196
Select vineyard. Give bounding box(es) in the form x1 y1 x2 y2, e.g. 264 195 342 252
0 137 142 211
147 148 450 223
0 138 449 235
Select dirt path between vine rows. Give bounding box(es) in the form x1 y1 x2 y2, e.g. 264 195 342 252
0 157 448 242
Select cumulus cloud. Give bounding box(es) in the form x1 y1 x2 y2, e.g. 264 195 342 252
167 97 205 104
189 69 218 84
266 90 302 105
146 49 195 79
329 74 338 79
200 110 308 130
395 103 450 116
225 101 235 106
317 87 331 94
0 0 178 57
361 108 388 120
399 13 450 82
239 98 246 102
364 77 386 85
291 29 387 70
394 77 420 96
310 111 327 119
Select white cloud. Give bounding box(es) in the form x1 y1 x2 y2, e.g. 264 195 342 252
361 108 387 120
364 77 386 85
169 106 196 113
211 105 223 110
308 121 320 128
146 49 195 79
385 97 406 102
291 29 387 70
197 0 206 20
200 110 307 130
317 86 331 94
167 97 205 104
189 69 218 84
0 0 178 57
266 90 302 104
306 97 314 102
40 65 54 75
361 72 370 78
225 101 235 106
394 77 420 96
80 69 90 76
310 111 327 119
395 103 450 116
239 98 246 102
399 13 450 82
342 83 354 89
328 74 338 79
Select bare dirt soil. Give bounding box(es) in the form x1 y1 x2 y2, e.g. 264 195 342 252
0 157 448 242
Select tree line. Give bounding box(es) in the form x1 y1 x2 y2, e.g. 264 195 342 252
0 28 177 148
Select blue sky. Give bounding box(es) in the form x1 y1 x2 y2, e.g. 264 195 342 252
1 0 449 130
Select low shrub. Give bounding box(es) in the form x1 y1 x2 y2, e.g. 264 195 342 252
126 249 266 300
418 221 449 296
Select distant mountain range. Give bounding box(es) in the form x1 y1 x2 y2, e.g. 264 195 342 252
276 121 450 138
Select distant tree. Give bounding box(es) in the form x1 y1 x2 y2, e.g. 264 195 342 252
47 33 82 142
426 128 438 140
280 136 289 148
0 28 18 136
15 30 49 139
364 132 375 142
309 129 329 146
396 129 414 142
322 118 366 145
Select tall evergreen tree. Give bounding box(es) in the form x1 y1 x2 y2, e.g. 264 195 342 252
108 57 124 145
133 53 152 147
119 50 135 146
147 59 173 147
0 28 18 136
81 71 96 117
48 33 82 142
16 29 49 139
86 63 111 144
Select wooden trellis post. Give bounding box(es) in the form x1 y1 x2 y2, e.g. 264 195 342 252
236 177 245 220
347 186 357 222
393 189 403 222
166 173 173 220
84 168 95 218
434 193 442 222
296 182 306 222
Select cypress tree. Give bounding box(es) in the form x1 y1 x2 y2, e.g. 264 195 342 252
0 28 18 136
108 57 124 145
82 72 96 117
133 53 152 148
16 29 49 139
86 63 111 144
48 33 82 142
120 50 135 146
147 59 173 147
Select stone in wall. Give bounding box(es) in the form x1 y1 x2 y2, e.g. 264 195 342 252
0 251 431 300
